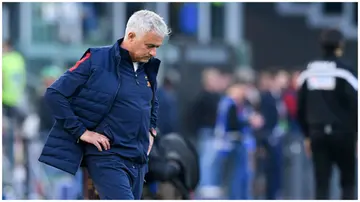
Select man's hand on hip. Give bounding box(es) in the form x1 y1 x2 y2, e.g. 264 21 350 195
80 130 110 151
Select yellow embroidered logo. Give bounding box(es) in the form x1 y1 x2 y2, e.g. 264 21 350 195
145 76 151 87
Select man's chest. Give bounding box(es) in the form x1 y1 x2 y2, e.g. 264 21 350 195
84 64 152 102
116 69 153 103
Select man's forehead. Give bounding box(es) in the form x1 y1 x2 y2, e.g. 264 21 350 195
142 32 164 44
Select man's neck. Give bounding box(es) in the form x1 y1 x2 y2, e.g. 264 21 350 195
120 40 136 62
120 40 129 50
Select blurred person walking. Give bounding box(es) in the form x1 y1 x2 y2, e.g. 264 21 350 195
38 10 170 199
201 80 262 199
2 40 27 122
297 29 357 200
281 70 312 199
2 40 27 169
257 71 282 199
231 89 263 200
283 71 301 134
191 68 222 197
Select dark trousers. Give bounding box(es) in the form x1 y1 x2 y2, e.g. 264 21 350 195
310 131 356 200
85 155 147 199
265 139 283 200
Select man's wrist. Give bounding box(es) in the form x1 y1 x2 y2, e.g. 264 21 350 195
76 127 87 143
150 128 157 138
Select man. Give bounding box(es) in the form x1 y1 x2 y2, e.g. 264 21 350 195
283 71 301 134
191 68 222 196
2 39 26 118
199 80 245 199
201 80 261 199
296 29 357 199
38 10 171 199
2 39 27 168
258 71 281 199
234 98 262 199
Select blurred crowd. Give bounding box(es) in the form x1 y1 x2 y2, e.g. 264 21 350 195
186 67 302 199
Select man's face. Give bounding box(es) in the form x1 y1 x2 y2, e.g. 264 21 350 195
127 31 164 63
275 71 290 90
259 74 272 90
230 84 246 104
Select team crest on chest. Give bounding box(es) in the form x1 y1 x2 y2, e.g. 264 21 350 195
145 76 151 87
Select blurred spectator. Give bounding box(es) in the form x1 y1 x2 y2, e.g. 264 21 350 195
257 71 279 137
297 28 357 200
229 81 263 200
235 67 256 84
274 69 290 134
257 71 282 199
2 40 27 169
283 70 301 133
236 68 260 106
218 71 233 92
274 69 290 92
157 69 181 135
197 79 246 199
2 40 27 120
191 68 222 135
192 68 222 197
200 78 263 199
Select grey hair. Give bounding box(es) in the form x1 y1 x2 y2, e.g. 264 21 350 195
125 10 171 38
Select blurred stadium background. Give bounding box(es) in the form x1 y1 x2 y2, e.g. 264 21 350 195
2 2 358 200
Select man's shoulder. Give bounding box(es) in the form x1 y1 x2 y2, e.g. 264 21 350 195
87 45 113 57
82 46 113 66
335 59 356 76
89 45 113 52
306 58 354 73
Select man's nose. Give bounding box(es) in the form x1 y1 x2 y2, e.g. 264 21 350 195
150 48 157 57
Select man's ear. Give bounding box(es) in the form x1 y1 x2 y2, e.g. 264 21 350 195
127 32 136 41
